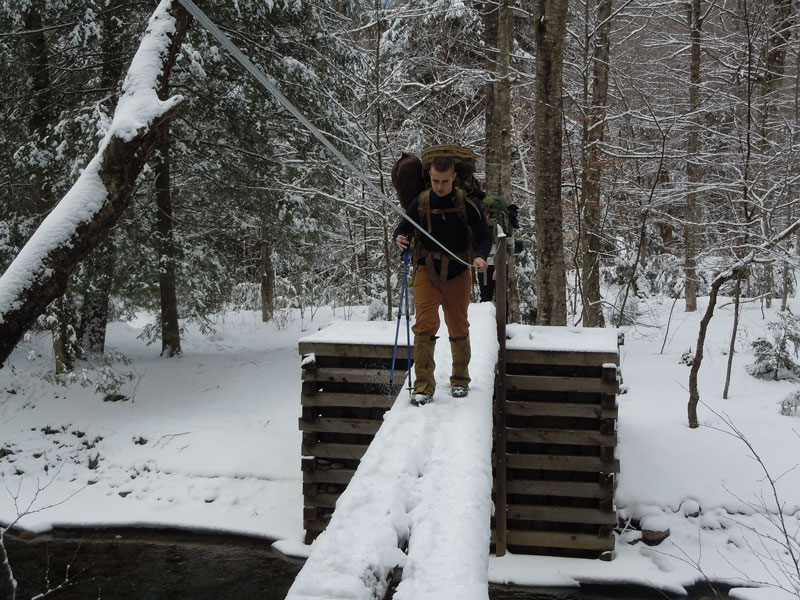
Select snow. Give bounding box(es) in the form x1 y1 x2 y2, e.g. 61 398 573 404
288 304 496 600
506 324 619 354
0 0 181 323
2 297 800 600
299 320 409 346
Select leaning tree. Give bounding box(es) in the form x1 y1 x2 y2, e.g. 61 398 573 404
0 0 191 368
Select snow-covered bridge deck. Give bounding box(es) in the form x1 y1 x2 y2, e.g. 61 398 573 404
287 304 498 600
287 306 621 599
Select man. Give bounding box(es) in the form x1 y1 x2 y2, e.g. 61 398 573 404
394 155 491 405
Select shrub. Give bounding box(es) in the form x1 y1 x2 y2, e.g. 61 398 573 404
747 310 800 381
780 390 800 416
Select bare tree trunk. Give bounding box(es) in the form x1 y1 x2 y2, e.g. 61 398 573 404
688 217 800 428
154 96 181 357
685 0 702 313
580 0 612 328
484 1 500 195
23 5 75 368
52 296 77 373
0 1 191 368
23 4 54 216
760 0 793 310
689 272 731 428
533 0 569 326
79 236 116 354
77 5 127 354
260 215 275 322
383 222 393 321
374 0 393 321
484 0 519 321
722 276 742 399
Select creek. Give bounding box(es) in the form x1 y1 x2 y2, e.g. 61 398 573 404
1 528 725 600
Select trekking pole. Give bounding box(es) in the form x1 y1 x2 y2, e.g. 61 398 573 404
403 251 413 398
390 251 412 396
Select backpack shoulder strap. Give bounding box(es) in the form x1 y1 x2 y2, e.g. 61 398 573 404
455 188 477 254
454 188 468 226
418 190 432 234
463 193 481 222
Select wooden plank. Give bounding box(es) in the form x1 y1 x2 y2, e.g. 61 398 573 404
602 365 617 384
506 401 617 419
302 367 398 385
506 530 614 551
507 480 612 499
299 417 382 435
298 342 398 359
494 232 508 558
301 392 396 409
506 374 619 394
303 519 329 533
303 493 341 509
507 504 616 525
302 442 367 460
506 454 620 473
506 349 618 367
506 428 617 446
302 469 356 485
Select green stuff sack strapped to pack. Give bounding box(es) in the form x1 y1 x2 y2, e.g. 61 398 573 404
483 193 523 253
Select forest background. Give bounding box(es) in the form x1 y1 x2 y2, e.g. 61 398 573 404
1 0 799 373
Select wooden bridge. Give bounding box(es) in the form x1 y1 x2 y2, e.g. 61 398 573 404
287 310 621 599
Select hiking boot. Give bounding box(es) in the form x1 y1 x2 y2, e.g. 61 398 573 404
411 393 432 406
449 336 471 389
451 385 469 398
412 335 437 398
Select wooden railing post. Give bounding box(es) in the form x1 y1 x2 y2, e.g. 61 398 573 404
494 228 508 557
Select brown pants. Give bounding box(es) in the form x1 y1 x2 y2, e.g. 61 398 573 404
411 267 472 395
412 266 471 339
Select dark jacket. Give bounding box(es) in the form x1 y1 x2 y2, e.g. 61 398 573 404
393 188 492 281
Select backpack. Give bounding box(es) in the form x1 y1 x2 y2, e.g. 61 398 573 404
414 187 480 287
391 144 484 286
420 144 481 195
482 194 519 235
391 152 425 211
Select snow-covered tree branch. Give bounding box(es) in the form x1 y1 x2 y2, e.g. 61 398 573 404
0 0 192 368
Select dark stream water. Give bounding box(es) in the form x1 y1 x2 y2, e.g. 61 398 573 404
1 528 725 600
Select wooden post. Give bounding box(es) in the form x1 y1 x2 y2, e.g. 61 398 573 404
494 228 508 556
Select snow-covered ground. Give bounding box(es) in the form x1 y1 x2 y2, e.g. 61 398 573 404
2 296 800 600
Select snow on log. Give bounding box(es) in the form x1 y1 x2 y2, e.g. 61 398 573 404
0 0 191 367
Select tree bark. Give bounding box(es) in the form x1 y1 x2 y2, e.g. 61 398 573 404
485 0 519 320
533 0 569 326
260 215 275 322
580 0 612 328
154 131 181 357
23 4 54 216
722 276 741 399
684 0 702 313
760 0 793 310
78 236 117 354
688 269 736 428
77 6 128 355
0 1 191 368
484 1 500 195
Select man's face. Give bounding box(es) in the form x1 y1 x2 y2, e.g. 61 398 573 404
430 166 456 197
